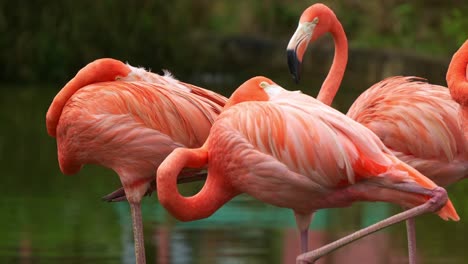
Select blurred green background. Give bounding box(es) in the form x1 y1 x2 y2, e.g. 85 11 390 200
1 0 468 263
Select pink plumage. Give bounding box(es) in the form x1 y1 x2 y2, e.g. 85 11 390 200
46 58 227 264
347 76 468 186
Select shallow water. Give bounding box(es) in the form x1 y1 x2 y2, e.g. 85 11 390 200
1 85 467 264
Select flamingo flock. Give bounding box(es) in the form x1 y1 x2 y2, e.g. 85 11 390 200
46 3 467 264
286 4 468 263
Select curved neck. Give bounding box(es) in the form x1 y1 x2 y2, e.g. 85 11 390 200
157 147 237 221
46 59 130 137
447 40 468 106
447 40 468 143
316 20 348 106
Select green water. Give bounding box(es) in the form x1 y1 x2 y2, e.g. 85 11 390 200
1 85 468 264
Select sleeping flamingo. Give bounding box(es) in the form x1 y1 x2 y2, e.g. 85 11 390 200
286 3 468 263
46 58 227 264
156 76 459 263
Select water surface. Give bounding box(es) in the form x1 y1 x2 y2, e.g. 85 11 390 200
1 85 467 264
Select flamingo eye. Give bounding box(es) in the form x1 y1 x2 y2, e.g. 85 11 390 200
259 81 269 89
312 17 319 24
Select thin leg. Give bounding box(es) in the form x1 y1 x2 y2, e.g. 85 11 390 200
294 212 314 253
406 218 417 264
296 187 447 264
301 229 309 254
130 201 146 264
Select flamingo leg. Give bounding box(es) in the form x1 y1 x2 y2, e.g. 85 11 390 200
300 229 309 254
406 217 417 264
296 186 447 264
129 201 146 264
295 212 314 253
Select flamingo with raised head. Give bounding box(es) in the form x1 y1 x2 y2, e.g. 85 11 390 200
46 58 227 264
286 3 468 263
156 76 459 264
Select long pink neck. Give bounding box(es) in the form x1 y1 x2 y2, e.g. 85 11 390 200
447 40 468 142
316 19 348 106
46 59 130 137
157 147 237 221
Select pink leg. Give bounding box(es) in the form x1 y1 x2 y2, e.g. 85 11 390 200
296 187 447 264
295 212 313 253
300 229 309 253
406 217 417 264
130 201 146 264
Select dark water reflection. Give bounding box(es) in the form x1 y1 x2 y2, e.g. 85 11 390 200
1 83 468 264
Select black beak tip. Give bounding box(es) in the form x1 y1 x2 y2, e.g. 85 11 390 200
292 74 300 84
287 49 301 84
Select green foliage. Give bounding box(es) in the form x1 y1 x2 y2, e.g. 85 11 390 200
442 7 468 50
340 1 465 55
2 0 468 84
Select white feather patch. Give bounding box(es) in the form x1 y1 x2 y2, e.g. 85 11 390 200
264 84 286 99
161 69 191 92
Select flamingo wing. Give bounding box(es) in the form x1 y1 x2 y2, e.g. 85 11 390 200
347 76 464 163
57 81 221 178
215 92 394 189
69 81 222 146
119 64 227 109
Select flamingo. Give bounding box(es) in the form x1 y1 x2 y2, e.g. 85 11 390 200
156 76 459 263
45 58 227 264
285 3 468 263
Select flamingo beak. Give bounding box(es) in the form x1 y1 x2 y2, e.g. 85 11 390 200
286 22 316 84
287 49 302 84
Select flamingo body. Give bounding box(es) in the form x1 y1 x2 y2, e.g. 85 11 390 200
46 58 227 264
210 79 457 217
47 58 226 201
347 76 468 186
57 81 222 199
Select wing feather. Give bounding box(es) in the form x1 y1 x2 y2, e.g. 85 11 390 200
121 63 227 110
347 76 464 162
217 92 393 188
65 81 222 147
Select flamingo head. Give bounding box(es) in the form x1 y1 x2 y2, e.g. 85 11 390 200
224 76 283 108
287 3 338 83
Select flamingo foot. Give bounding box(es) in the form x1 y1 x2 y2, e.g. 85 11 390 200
295 187 447 264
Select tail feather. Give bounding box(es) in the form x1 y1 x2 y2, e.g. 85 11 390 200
46 58 131 137
385 154 459 221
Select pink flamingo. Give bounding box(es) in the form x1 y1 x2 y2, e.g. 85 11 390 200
286 3 468 263
156 76 459 263
46 58 227 264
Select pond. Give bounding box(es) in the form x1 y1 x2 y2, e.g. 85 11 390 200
1 67 467 264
